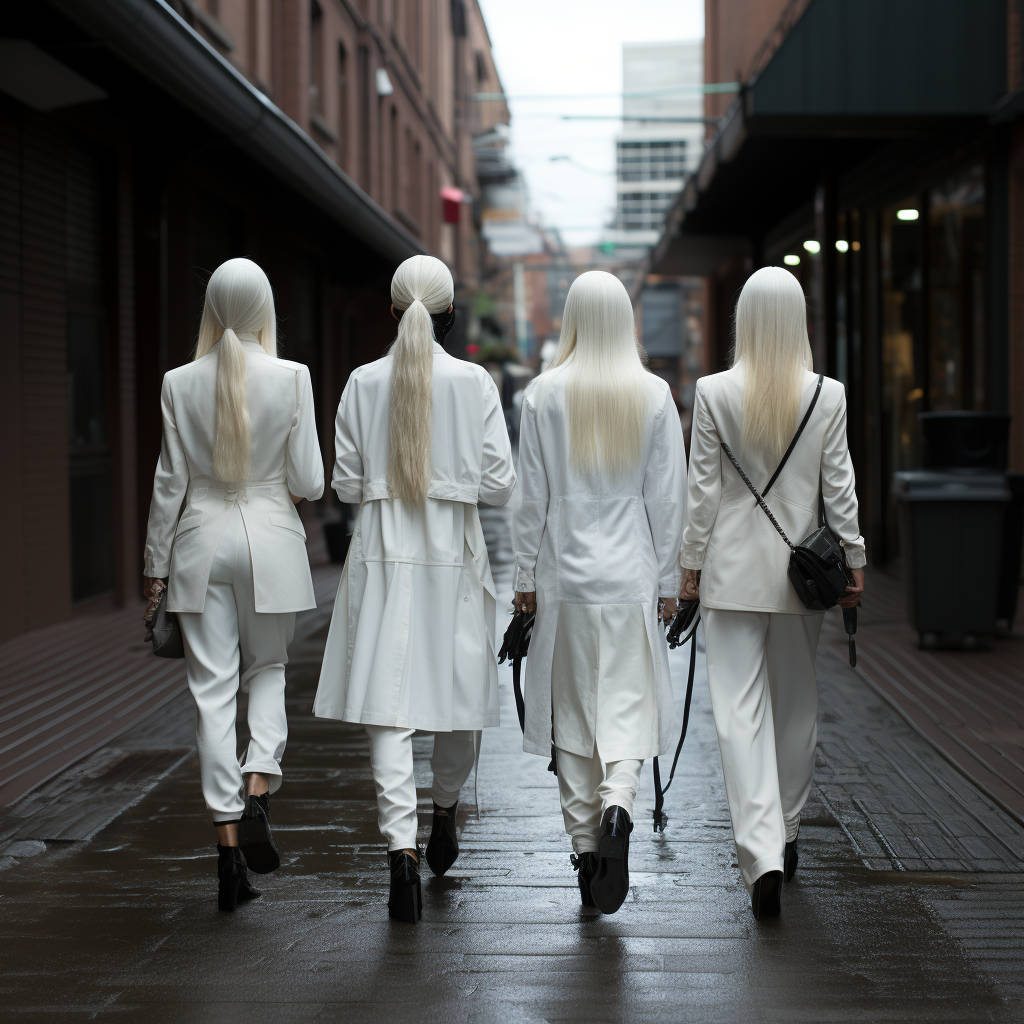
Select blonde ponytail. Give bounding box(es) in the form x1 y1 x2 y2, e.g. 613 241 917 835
387 255 455 503
213 327 251 482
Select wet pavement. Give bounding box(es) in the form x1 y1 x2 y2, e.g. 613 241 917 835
2 598 1024 1023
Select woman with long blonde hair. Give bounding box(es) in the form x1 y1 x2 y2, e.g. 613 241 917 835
143 257 324 911
512 271 686 915
680 265 865 920
314 255 516 924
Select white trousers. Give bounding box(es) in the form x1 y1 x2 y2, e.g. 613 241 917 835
178 506 295 823
702 608 823 891
555 746 643 855
364 725 478 851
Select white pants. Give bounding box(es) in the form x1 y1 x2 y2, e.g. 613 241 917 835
555 746 643 855
702 608 823 891
178 506 295 823
364 725 478 851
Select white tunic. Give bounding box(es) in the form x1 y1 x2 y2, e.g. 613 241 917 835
313 344 517 732
512 368 687 761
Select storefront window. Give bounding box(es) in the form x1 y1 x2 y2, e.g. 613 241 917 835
928 165 985 410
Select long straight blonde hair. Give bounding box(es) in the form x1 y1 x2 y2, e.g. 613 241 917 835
194 258 277 483
549 271 649 477
733 266 814 460
388 254 454 503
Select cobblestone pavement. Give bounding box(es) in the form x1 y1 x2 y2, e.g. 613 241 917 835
2 586 1023 1023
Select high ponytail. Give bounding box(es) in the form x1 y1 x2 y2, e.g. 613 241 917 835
387 255 455 503
194 258 277 484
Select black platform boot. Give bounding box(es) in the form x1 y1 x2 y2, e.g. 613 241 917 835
238 793 280 875
784 838 798 882
388 850 422 924
217 844 262 912
425 799 459 877
570 852 599 908
751 870 783 919
590 806 633 915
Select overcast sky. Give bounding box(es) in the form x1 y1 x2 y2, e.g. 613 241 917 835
477 0 705 246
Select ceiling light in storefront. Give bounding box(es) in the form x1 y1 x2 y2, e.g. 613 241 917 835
783 254 801 266
897 209 919 221
835 240 849 253
851 241 861 251
802 240 820 254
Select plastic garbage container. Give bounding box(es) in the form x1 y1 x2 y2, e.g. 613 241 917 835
893 470 1011 647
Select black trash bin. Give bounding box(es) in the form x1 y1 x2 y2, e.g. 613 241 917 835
893 470 1010 648
919 411 1010 470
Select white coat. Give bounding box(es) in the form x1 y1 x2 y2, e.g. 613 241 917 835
512 369 687 761
681 366 866 613
312 344 517 732
144 338 325 613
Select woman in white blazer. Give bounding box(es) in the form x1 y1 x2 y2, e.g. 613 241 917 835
512 271 686 915
680 266 865 919
143 258 324 912
313 255 516 924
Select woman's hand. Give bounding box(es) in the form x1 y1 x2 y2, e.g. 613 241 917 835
514 591 536 615
679 568 700 602
659 597 678 625
838 568 864 609
290 492 302 504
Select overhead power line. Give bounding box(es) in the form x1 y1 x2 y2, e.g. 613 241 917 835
472 82 741 101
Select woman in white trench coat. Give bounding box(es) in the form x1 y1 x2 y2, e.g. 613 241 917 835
143 258 324 912
313 255 516 924
512 271 686 915
680 266 865 920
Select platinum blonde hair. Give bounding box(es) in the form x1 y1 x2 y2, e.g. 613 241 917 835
194 258 278 483
388 255 454 503
549 271 649 477
733 265 814 460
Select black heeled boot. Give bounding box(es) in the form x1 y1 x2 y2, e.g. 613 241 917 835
238 793 280 875
570 852 599 908
388 850 422 924
784 838 798 882
217 844 261 912
751 870 783 919
590 806 633 915
425 799 459 877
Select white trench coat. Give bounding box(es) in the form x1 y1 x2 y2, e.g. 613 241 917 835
512 368 687 761
313 344 517 732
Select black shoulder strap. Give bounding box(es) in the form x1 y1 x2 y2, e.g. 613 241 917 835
763 374 823 497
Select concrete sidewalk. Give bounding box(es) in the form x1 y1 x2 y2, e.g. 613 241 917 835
1 597 1023 1023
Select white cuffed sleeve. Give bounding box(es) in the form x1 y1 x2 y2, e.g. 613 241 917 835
332 377 364 504
680 380 722 570
821 388 866 569
643 388 687 597
511 392 547 592
478 371 517 506
143 375 189 578
286 365 325 501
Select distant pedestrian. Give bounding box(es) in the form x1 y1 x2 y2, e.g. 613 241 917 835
512 271 686 915
313 255 516 924
680 266 865 919
143 258 324 912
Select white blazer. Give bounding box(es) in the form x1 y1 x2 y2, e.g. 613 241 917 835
144 338 325 614
681 366 865 614
312 344 517 732
512 368 687 758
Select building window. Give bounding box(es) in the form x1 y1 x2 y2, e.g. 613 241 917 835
357 44 371 190
616 140 687 182
390 105 399 212
337 42 349 170
616 191 677 231
309 0 323 116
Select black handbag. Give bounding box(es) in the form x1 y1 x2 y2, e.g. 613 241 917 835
144 580 185 659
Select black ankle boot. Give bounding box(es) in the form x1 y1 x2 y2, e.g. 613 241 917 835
425 800 459 877
238 793 279 875
784 838 798 882
217 844 261 912
570 852 599 908
590 806 633 915
751 870 783 919
388 850 422 923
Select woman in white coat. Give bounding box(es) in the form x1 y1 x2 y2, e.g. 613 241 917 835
680 266 865 919
313 255 516 924
512 271 686 915
143 258 324 912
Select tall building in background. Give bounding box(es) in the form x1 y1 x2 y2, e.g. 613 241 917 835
608 40 704 256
